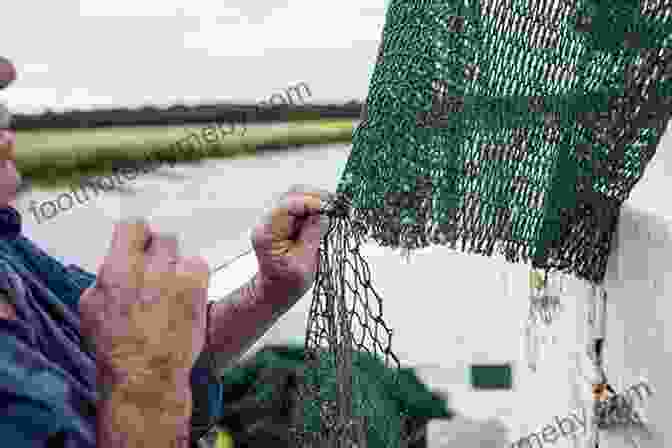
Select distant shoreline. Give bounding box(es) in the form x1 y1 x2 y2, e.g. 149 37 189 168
11 102 363 131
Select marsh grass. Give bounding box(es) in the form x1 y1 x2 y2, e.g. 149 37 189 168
15 119 355 188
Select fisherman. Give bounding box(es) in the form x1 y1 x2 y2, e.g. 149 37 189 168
0 55 331 447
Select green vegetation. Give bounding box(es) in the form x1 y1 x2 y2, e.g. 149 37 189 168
16 119 355 188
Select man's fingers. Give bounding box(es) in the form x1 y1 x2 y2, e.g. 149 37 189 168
145 232 179 262
254 194 320 247
295 214 329 255
100 220 150 291
109 219 151 256
143 233 181 302
253 186 336 254
275 192 325 219
286 185 335 212
287 184 334 199
260 186 333 227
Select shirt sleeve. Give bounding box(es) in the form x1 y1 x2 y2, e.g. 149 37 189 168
0 397 62 446
0 320 71 447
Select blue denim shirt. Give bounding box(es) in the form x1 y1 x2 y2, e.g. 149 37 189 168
0 207 222 446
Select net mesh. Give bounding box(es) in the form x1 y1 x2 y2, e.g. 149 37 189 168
292 195 415 448
341 0 671 284
295 0 672 446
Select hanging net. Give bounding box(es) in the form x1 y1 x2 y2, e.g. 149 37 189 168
293 0 672 446
293 196 421 448
343 0 671 285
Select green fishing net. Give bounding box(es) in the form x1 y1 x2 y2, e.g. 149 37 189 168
343 0 671 284
216 344 452 448
295 1 672 446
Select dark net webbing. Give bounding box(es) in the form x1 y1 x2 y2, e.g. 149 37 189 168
294 197 416 448
340 0 672 284
295 1 671 446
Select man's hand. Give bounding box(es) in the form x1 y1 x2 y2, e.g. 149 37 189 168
250 184 333 307
80 219 210 385
78 220 209 447
190 185 333 372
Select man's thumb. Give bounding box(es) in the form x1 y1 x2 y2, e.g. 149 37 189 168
296 214 329 254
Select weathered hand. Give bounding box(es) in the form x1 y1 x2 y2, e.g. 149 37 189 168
79 220 210 390
250 185 333 307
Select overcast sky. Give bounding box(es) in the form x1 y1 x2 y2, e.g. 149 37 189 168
2 0 388 113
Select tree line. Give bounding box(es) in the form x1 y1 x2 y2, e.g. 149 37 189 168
11 101 363 130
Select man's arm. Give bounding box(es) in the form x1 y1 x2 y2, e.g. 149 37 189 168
204 272 292 371
203 186 332 371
